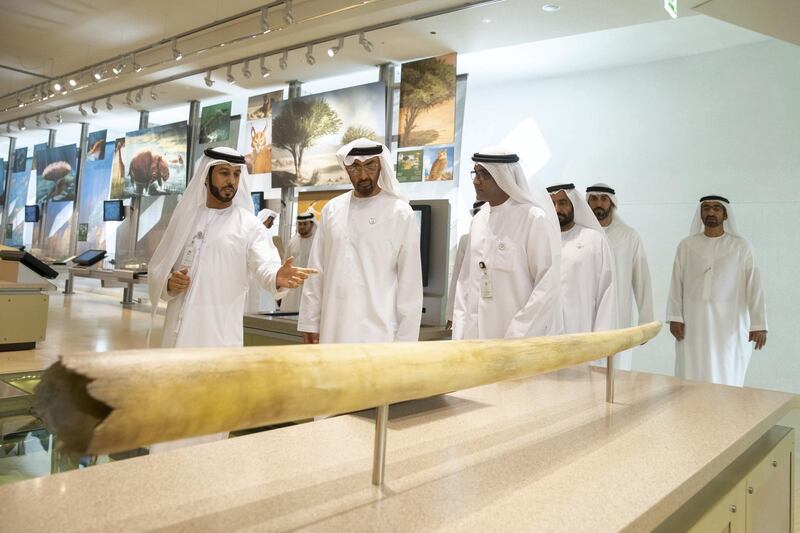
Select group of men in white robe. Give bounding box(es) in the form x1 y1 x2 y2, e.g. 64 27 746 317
149 142 768 452
449 150 767 388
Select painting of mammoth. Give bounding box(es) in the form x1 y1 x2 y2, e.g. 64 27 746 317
117 121 188 198
129 151 170 195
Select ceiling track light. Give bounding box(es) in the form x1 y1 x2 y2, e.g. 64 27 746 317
35 115 41 127
5 123 11 133
283 0 294 25
204 69 214 87
279 50 289 70
125 91 133 106
78 103 88 117
305 45 316 66
52 80 63 92
91 100 98 114
93 66 104 81
56 113 63 124
16 94 24 108
260 56 271 78
44 115 51 125
135 88 143 103
172 38 183 61
32 87 40 99
242 60 252 79
260 6 271 34
359 32 374 53
132 54 143 72
68 77 78 87
227 64 236 85
112 61 124 75
106 96 113 110
328 36 344 57
18 119 26 131
150 86 158 100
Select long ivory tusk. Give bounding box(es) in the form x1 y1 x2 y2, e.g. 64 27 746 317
35 322 661 455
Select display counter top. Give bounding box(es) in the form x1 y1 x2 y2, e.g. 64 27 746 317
0 368 793 531
244 313 450 342
0 280 56 291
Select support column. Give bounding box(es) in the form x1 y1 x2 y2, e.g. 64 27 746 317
279 81 303 250
378 63 397 147
67 122 90 261
126 111 150 265
1 137 16 245
186 100 201 179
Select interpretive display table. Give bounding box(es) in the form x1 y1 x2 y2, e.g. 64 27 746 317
0 282 55 351
65 267 147 306
244 313 450 345
0 369 793 531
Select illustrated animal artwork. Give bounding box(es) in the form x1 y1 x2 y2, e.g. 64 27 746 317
426 150 449 181
167 154 184 166
110 141 126 197
248 95 273 120
201 108 229 144
128 150 170 196
87 140 105 161
250 122 271 174
400 154 418 171
41 161 74 201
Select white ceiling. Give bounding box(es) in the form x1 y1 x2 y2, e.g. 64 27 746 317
0 0 782 144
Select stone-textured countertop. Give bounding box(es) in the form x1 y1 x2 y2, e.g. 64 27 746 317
0 368 793 532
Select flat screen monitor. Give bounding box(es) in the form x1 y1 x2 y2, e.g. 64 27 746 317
251 192 264 215
24 205 40 223
411 205 432 287
103 200 125 221
0 250 58 279
73 249 107 266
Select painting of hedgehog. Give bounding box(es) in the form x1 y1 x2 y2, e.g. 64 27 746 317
35 144 78 204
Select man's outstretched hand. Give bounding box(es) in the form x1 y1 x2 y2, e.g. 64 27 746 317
749 330 767 350
276 256 318 289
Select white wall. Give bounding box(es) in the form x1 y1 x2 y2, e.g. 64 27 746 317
458 38 800 394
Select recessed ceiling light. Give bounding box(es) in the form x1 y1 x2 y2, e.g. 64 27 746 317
482 18 491 23
542 4 560 12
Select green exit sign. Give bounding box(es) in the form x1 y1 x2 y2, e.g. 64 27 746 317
665 0 678 18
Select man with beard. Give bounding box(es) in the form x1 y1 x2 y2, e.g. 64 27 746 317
667 195 767 386
548 183 616 336
298 139 422 344
586 183 653 370
280 211 316 312
147 147 316 451
452 149 562 339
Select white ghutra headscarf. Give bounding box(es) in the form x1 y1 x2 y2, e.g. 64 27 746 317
690 194 739 236
335 138 405 201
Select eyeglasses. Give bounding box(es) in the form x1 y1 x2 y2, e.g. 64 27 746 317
346 162 380 176
470 170 494 182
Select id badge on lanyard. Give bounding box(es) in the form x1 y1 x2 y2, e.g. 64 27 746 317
479 261 493 299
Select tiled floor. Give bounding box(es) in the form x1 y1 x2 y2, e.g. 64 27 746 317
0 287 161 375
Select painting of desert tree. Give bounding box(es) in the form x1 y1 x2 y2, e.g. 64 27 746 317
398 53 457 148
271 82 385 188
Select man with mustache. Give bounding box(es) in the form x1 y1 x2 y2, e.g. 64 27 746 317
452 149 562 339
667 195 767 386
147 147 317 451
548 183 617 338
298 139 422 344
586 183 653 371
280 210 317 313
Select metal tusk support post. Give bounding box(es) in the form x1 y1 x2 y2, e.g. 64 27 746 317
371 404 389 486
